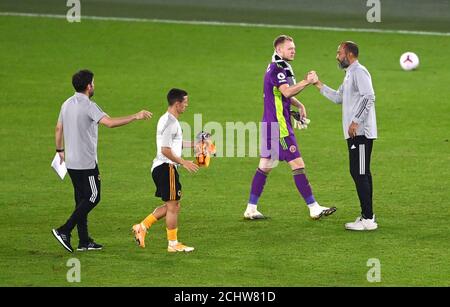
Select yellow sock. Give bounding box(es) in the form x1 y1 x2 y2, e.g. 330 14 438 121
142 214 158 229
166 228 178 242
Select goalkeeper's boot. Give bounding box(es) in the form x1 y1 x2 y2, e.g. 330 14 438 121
168 242 195 253
244 208 265 220
345 215 377 231
309 202 337 220
132 223 147 248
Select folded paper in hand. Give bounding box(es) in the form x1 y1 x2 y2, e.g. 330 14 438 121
51 153 67 180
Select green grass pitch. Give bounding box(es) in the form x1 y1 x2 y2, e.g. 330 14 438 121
0 15 449 286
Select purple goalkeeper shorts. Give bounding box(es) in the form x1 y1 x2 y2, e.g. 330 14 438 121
260 134 301 162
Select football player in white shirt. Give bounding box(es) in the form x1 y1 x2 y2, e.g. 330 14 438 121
132 88 199 252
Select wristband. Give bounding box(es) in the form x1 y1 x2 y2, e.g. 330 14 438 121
56 149 65 153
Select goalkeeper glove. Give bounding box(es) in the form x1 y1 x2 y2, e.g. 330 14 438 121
290 111 311 130
194 131 216 167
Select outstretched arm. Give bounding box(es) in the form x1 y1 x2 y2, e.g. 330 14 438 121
278 79 311 99
99 110 152 128
314 80 343 104
307 71 343 104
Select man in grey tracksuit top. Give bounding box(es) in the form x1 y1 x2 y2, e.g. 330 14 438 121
309 41 378 231
52 69 152 252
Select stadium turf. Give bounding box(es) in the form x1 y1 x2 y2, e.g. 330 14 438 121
0 14 449 286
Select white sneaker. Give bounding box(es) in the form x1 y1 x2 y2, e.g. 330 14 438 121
244 209 265 220
167 242 195 253
309 203 337 220
345 215 378 231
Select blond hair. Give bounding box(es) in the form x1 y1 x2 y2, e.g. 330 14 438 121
273 35 293 48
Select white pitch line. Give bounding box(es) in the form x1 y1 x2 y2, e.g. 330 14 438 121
1 11 449 37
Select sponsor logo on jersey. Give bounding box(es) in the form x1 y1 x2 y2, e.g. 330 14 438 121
277 73 286 80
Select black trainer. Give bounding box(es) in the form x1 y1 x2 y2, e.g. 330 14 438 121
77 241 103 251
52 229 73 253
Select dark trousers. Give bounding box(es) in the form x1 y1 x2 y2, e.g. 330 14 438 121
59 166 101 244
347 136 374 219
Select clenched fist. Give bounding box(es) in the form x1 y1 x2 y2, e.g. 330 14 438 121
306 71 319 84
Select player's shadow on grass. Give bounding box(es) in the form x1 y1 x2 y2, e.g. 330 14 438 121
241 216 272 222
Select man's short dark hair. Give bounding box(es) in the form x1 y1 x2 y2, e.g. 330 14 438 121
72 69 94 92
167 88 188 106
273 35 294 48
341 41 359 57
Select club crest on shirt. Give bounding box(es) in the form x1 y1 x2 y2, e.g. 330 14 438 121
289 145 297 153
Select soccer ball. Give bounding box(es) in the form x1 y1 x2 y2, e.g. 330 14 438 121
400 52 419 71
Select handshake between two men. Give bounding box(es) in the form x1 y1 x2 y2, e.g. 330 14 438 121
305 70 321 87
289 70 322 130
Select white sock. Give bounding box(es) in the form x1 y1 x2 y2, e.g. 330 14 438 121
247 204 258 211
169 240 178 247
307 201 319 208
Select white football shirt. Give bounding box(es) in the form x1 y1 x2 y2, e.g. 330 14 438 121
151 112 183 171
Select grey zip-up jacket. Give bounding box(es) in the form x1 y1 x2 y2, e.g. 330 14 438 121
320 60 377 140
